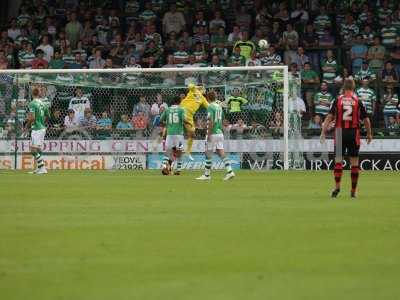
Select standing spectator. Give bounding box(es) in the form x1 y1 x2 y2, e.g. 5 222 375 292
64 109 80 130
209 11 226 34
133 96 151 118
192 26 210 46
381 61 399 83
368 36 386 75
378 0 393 26
308 114 322 129
361 24 375 46
96 111 112 138
314 5 331 37
268 21 282 46
139 3 157 25
292 46 310 71
36 35 54 62
350 34 368 74
355 60 376 82
281 23 299 50
227 25 243 46
356 78 376 118
19 43 36 69
314 81 334 118
162 4 186 35
228 45 246 67
235 7 252 32
321 50 338 85
382 86 400 127
290 2 309 29
381 17 398 48
340 14 359 45
7 19 21 41
389 37 400 77
65 12 83 49
301 62 320 114
210 27 227 48
150 94 168 121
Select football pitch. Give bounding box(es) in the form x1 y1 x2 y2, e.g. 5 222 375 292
0 170 399 300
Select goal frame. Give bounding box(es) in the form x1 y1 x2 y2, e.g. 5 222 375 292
0 65 290 170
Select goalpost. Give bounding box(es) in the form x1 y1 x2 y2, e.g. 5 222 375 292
0 66 303 171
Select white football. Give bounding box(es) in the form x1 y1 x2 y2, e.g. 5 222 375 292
258 39 269 49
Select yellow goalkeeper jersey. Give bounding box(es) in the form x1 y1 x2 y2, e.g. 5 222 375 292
180 87 208 116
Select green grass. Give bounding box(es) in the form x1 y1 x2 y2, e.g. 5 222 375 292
0 170 399 300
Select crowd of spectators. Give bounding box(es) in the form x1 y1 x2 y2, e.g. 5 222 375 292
1 0 400 139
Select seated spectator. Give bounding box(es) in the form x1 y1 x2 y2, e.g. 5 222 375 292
236 6 251 32
246 52 261 66
355 60 376 82
334 67 354 87
178 31 193 50
31 49 48 69
79 108 97 130
211 41 229 63
192 42 208 64
165 31 179 54
96 111 112 138
356 78 376 118
228 45 246 67
381 61 399 83
302 24 318 48
173 41 189 65
301 62 320 84
231 118 249 138
259 45 282 66
382 86 400 127
368 36 386 75
361 24 375 46
64 109 80 130
387 116 399 130
142 40 163 66
308 114 322 129
36 34 53 62
19 43 35 69
49 49 65 69
210 27 227 49
116 114 134 129
314 81 334 118
132 111 149 135
350 34 368 74
133 96 151 117
139 3 157 26
193 25 210 46
68 52 86 69
48 109 64 130
269 111 283 136
318 27 335 47
89 48 105 69
69 88 91 120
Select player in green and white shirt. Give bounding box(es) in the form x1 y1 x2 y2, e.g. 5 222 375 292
197 91 234 181
26 87 50 174
356 78 376 116
314 81 334 117
159 96 185 175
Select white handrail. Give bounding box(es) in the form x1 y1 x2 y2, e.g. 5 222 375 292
0 65 288 75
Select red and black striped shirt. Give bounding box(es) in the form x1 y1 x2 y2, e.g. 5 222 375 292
329 92 368 129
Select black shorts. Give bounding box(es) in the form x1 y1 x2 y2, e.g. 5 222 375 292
334 128 360 158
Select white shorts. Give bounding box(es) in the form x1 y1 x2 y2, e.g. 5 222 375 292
207 133 224 151
165 135 184 151
31 129 46 148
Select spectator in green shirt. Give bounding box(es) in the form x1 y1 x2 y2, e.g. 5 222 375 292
301 62 320 115
49 49 65 69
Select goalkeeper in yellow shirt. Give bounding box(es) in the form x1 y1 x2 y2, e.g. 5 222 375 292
180 83 209 160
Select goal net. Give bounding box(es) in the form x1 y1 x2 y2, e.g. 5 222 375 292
0 66 303 171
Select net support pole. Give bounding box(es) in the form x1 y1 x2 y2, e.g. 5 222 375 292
283 66 289 170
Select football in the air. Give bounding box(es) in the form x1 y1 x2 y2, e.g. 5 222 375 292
258 39 269 49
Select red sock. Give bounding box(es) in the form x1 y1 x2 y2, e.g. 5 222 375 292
351 166 360 193
333 162 343 189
